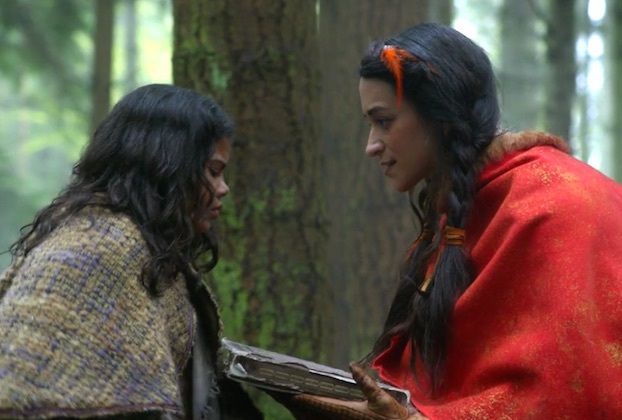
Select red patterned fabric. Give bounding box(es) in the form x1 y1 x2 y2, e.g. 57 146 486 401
373 143 622 418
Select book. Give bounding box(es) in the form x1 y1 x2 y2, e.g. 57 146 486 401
218 338 411 406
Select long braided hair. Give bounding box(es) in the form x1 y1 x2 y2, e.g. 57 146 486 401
360 24 501 391
11 84 233 296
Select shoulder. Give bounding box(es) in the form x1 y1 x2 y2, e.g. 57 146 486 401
468 135 622 262
0 208 184 416
2 207 152 317
28 207 150 279
476 134 622 221
51 206 147 256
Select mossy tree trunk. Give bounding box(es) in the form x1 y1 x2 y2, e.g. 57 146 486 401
173 1 329 417
173 0 330 356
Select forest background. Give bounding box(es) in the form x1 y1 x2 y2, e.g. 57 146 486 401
1 0 620 417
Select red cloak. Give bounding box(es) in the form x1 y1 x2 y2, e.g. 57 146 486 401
373 132 622 419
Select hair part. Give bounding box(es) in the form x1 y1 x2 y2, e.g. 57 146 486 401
360 23 501 392
11 83 233 295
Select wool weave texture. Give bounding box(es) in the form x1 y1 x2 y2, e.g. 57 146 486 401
0 207 196 419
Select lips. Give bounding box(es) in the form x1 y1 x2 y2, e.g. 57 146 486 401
380 159 397 175
209 205 222 218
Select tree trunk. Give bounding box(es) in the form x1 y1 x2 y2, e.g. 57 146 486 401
90 0 115 134
575 0 590 161
610 0 622 182
428 0 453 25
499 0 543 131
319 0 431 369
545 0 577 141
173 2 328 417
123 0 137 91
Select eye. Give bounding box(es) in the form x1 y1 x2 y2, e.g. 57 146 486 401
206 165 223 178
209 167 224 178
376 118 393 130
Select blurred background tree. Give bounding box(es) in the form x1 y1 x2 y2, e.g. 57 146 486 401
316 0 452 374
498 0 544 131
0 0 171 268
1 0 620 417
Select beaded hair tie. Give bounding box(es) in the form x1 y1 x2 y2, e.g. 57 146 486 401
444 226 466 246
417 226 467 294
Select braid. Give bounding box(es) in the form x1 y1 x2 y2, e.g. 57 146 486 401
416 129 480 382
360 23 501 393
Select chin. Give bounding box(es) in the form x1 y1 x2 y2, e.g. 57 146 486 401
392 181 414 193
195 219 211 234
392 175 424 193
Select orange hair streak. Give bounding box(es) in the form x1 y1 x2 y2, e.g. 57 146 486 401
380 45 418 106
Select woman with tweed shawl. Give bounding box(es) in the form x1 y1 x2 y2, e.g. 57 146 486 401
0 84 262 419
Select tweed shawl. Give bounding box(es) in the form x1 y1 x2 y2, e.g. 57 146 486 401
0 207 196 419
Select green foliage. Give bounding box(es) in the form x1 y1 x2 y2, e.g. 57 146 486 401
209 59 230 92
0 147 37 268
275 186 297 214
0 74 82 268
0 0 91 105
206 258 247 336
0 1 173 271
253 393 293 420
205 185 322 420
0 0 92 268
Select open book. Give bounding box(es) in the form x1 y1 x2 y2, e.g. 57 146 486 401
219 338 411 406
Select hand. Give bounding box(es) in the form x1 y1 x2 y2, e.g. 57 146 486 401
272 363 427 420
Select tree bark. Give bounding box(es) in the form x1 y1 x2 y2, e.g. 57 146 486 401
90 0 115 134
319 0 431 369
174 3 329 416
173 0 329 378
545 0 577 141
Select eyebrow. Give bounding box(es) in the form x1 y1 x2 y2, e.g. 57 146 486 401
364 106 391 117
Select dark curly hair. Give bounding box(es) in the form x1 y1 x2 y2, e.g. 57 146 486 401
11 83 233 295
360 23 501 392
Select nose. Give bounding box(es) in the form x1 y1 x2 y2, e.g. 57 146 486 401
365 130 384 157
215 178 230 198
